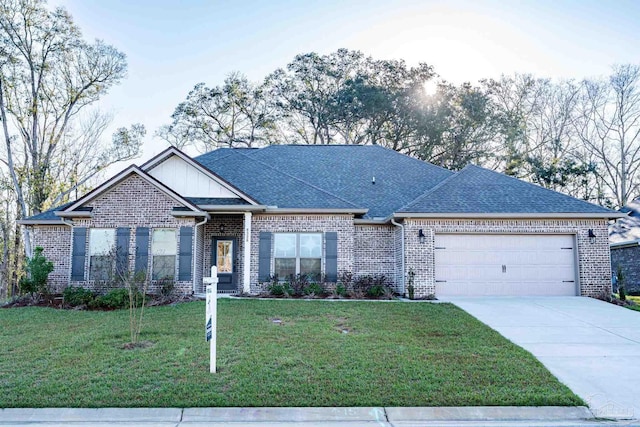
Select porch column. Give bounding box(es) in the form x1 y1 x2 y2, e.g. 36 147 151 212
243 212 252 293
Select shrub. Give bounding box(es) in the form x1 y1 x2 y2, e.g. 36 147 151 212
354 274 392 298
617 265 626 301
91 288 137 309
288 274 310 296
19 247 54 295
268 282 293 297
303 282 325 297
63 287 96 307
157 276 175 297
407 268 415 300
334 283 348 298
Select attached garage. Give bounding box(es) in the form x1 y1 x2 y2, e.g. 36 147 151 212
434 234 578 296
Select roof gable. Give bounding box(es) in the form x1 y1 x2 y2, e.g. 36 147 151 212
61 165 203 215
399 164 619 217
142 146 259 205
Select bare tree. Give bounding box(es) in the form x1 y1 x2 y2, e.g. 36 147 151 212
0 0 140 256
577 65 640 208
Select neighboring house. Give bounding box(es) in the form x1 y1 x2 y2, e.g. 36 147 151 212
609 198 640 293
19 145 622 298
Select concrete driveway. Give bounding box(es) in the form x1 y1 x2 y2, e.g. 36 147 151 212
442 296 640 419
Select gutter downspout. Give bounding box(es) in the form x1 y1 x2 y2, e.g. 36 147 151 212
390 218 405 296
194 214 210 294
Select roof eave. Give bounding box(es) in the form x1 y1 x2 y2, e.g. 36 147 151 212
610 239 640 249
54 211 93 218
199 204 267 212
170 210 210 218
17 219 65 225
394 212 626 219
264 208 368 215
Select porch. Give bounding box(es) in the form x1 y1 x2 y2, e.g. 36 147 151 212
193 212 252 294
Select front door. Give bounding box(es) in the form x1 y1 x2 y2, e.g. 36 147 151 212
213 237 237 291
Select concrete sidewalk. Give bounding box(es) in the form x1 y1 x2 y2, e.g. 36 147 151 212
0 406 621 426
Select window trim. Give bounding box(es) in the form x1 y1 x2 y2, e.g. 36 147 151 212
273 232 323 279
88 228 116 281
151 228 177 281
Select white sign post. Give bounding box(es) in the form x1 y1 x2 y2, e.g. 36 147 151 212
204 266 218 373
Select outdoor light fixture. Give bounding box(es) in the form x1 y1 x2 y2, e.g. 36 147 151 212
219 224 225 234
418 229 426 244
588 229 596 244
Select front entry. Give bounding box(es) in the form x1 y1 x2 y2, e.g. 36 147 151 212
212 237 237 292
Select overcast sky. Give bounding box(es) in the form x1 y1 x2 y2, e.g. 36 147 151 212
54 0 640 161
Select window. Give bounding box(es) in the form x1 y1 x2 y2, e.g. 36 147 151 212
152 229 177 280
89 228 115 281
274 233 322 280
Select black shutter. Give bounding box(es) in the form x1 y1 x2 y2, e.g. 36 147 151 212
178 226 193 281
135 227 150 277
70 227 87 281
325 232 338 282
258 232 272 282
116 227 130 278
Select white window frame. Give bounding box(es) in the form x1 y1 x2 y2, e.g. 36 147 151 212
89 228 116 281
273 232 322 279
151 228 177 281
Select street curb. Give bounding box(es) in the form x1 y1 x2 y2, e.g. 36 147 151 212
0 406 597 423
0 408 182 422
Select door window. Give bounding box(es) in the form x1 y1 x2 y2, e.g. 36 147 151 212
217 240 233 273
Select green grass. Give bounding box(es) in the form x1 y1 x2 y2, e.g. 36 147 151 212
0 300 582 408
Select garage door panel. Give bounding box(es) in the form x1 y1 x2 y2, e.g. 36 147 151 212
436 281 576 296
435 234 577 296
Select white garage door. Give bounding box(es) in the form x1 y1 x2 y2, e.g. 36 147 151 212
435 234 577 296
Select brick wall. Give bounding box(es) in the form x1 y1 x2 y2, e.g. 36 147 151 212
354 224 397 289
69 174 196 294
611 246 640 293
32 225 72 292
402 218 611 298
250 214 354 293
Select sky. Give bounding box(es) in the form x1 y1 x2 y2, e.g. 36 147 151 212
54 0 640 163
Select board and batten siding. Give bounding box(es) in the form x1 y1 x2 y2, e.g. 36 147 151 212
147 155 239 198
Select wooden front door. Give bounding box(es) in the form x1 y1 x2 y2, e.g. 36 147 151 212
213 237 237 291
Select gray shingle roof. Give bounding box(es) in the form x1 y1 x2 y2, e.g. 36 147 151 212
25 202 74 220
610 198 640 243
196 145 453 218
400 164 615 214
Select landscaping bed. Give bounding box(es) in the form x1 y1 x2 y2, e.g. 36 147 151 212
0 299 582 408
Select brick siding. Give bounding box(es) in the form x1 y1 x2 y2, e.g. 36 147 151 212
611 246 640 293
402 218 612 298
354 224 397 290
31 226 72 292
250 214 354 293
33 174 197 295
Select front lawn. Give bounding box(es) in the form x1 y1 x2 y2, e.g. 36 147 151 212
0 300 582 407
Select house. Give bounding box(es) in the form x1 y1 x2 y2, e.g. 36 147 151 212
19 145 622 298
609 198 640 293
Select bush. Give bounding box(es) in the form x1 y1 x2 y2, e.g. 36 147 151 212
334 283 348 298
268 281 293 297
303 282 325 297
158 276 175 297
353 274 393 298
63 287 96 307
90 288 136 309
19 247 54 295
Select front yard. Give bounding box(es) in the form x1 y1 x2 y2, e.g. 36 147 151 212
0 299 582 408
